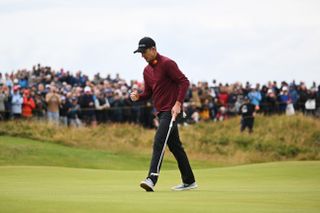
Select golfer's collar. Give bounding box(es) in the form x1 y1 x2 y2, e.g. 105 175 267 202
149 53 160 67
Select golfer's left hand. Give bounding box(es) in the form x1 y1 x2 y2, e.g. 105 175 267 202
171 101 181 121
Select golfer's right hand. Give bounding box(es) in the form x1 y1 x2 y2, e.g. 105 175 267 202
130 91 139 102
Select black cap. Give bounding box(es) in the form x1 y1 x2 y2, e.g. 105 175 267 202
133 37 156 53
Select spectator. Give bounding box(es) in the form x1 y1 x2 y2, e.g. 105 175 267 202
11 85 23 119
190 105 200 123
199 98 211 121
216 106 227 121
5 73 13 88
190 84 201 108
34 91 46 119
278 87 290 114
210 79 219 98
130 84 143 124
1 65 319 126
94 90 110 124
79 86 96 126
37 83 47 98
22 89 35 118
67 96 82 127
0 83 8 120
305 89 317 116
264 89 278 115
45 85 61 124
19 75 28 89
297 83 308 113
289 83 299 110
110 91 124 122
59 96 69 126
217 87 228 107
227 89 238 116
3 85 12 120
239 96 255 133
209 98 219 121
248 85 262 111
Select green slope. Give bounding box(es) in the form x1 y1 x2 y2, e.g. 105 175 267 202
0 161 319 213
0 136 216 170
1 115 319 165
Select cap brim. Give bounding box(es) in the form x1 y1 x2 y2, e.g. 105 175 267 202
133 48 145 54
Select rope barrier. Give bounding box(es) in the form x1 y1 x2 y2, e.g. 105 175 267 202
0 101 318 114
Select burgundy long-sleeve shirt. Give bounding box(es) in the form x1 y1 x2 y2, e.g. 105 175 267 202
139 53 190 113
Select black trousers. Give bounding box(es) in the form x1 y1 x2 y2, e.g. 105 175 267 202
147 111 195 185
241 117 254 133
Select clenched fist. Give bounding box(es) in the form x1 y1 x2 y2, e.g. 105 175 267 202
130 91 139 102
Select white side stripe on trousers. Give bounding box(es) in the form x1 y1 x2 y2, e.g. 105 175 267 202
150 118 174 176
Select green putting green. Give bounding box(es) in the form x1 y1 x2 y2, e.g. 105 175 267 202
1 161 319 213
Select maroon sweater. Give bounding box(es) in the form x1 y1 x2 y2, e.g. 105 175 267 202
139 53 190 113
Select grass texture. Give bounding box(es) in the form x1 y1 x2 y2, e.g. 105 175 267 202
0 161 319 213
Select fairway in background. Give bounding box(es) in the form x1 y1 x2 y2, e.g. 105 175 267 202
0 136 217 170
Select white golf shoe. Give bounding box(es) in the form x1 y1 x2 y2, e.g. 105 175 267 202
140 178 154 192
171 182 198 191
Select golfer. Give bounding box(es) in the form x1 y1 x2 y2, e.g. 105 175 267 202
131 37 197 192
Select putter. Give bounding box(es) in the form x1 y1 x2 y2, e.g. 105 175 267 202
151 112 186 176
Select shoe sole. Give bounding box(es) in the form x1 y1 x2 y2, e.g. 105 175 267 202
140 182 154 192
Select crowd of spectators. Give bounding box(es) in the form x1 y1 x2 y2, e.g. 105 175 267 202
0 64 319 128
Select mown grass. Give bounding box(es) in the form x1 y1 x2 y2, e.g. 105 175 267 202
0 161 319 213
0 136 217 170
0 114 319 165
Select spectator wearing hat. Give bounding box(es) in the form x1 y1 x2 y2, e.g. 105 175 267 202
239 96 255 133
13 78 19 87
79 86 96 126
67 96 81 127
248 84 262 111
11 86 23 119
264 89 278 115
278 86 291 114
216 106 228 121
22 89 35 118
45 85 61 124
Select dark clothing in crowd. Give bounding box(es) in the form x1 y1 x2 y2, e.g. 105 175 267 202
239 102 255 133
79 94 96 125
